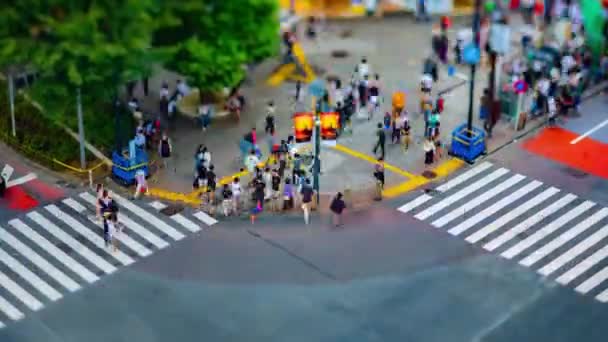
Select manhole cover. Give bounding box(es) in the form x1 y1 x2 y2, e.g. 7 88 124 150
160 205 184 216
340 30 353 38
422 171 437 179
331 50 349 58
563 167 588 179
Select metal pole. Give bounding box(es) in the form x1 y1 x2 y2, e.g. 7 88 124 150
76 88 86 170
312 96 320 205
8 74 16 137
467 0 483 137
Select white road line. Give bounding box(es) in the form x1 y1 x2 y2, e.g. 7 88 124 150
0 294 24 321
79 193 169 250
432 174 526 228
45 205 134 266
62 198 86 213
504 201 596 260
27 211 117 274
100 193 185 241
448 181 543 236
149 201 168 210
519 208 608 267
466 187 559 244
0 269 43 311
172 214 202 232
192 211 218 226
397 194 433 213
6 173 37 188
0 225 80 292
435 161 493 193
557 244 608 286
596 287 608 302
1 165 14 182
538 224 608 277
416 168 509 221
63 198 152 258
570 118 608 144
0 247 62 301
577 265 608 295
9 219 98 284
486 194 577 251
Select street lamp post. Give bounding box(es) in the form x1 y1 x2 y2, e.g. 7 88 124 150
466 0 482 135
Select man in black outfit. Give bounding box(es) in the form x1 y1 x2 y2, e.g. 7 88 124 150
373 123 386 159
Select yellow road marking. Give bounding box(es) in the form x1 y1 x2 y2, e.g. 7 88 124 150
382 158 465 198
332 144 416 179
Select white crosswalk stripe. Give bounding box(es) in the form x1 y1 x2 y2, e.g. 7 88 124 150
432 174 526 228
504 201 596 260
8 219 99 284
416 168 509 220
395 161 608 304
63 198 153 258
0 247 62 301
0 270 43 311
0 192 219 329
519 208 608 267
171 214 202 233
192 211 218 226
485 194 577 252
0 225 80 292
27 211 117 275
0 294 24 321
466 187 559 244
103 193 185 241
448 181 544 236
45 204 135 266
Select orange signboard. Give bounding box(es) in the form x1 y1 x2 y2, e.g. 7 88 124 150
320 112 340 141
293 112 314 143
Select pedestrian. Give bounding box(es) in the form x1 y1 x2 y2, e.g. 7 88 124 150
206 165 217 202
300 179 314 225
245 149 260 173
158 133 173 171
373 158 385 201
330 192 346 227
192 169 207 190
271 169 281 211
263 167 272 200
547 96 557 126
306 16 317 40
372 123 386 159
221 184 233 217
295 80 302 103
0 174 5 198
95 183 105 221
283 178 295 210
359 75 369 118
231 177 242 215
98 190 113 218
198 104 212 132
400 111 411 151
103 213 113 250
392 113 402 144
160 81 169 99
423 136 436 167
278 142 288 179
133 168 148 199
356 57 371 80
251 178 265 224
368 74 381 115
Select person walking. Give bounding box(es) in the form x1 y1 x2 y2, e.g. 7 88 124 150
198 104 212 132
95 183 105 221
221 184 233 217
373 123 386 159
283 178 295 210
250 178 265 224
373 158 385 201
271 169 281 211
300 179 314 225
133 168 148 199
330 192 346 227
158 133 174 172
231 177 242 215
423 136 436 167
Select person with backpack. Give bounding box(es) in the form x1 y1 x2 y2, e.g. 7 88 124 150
373 122 386 159
300 179 315 225
221 184 233 217
158 133 173 171
330 192 346 227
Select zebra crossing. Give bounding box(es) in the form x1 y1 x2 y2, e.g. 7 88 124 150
397 161 608 303
0 191 217 329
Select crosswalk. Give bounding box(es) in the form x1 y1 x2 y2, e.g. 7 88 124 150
397 161 608 304
0 191 217 329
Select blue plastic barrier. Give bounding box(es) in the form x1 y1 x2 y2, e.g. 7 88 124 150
111 148 149 186
450 124 486 163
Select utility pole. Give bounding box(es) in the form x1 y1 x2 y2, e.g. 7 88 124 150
76 88 86 170
312 96 321 205
8 73 16 137
466 0 483 136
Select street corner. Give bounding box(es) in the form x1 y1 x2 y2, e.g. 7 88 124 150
383 158 465 198
522 126 608 180
331 143 415 179
0 161 65 213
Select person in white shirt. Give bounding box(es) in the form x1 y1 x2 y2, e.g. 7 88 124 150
245 150 260 173
176 79 190 97
356 58 370 80
547 96 557 125
160 81 169 99
420 74 433 93
561 54 575 75
133 169 148 199
231 177 242 214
